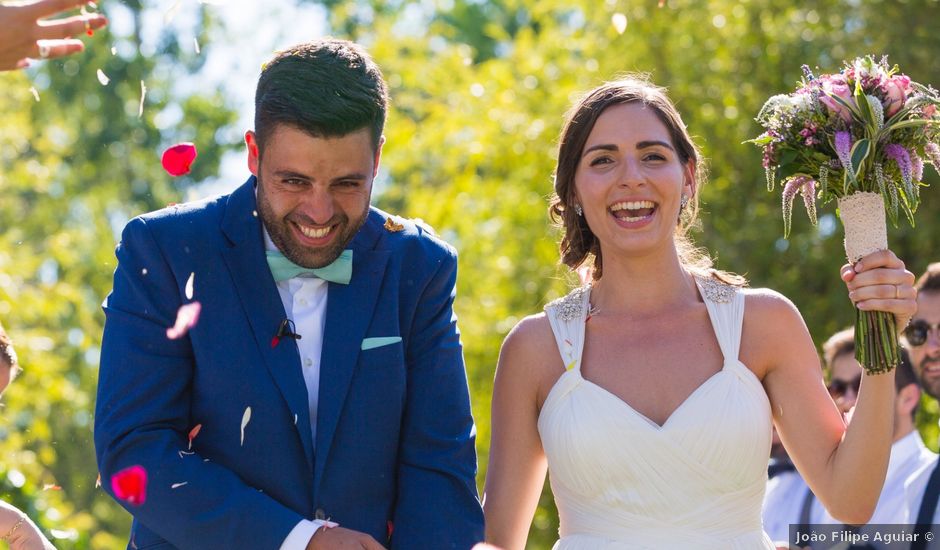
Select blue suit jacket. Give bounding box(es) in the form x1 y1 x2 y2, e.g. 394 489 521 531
94 177 484 549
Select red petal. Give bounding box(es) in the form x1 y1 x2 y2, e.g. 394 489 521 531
111 465 148 506
188 424 202 450
161 143 198 177
270 335 280 348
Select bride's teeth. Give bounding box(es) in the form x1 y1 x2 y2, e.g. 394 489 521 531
299 224 331 238
610 200 656 212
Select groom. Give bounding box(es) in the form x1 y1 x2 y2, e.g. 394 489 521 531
95 39 483 549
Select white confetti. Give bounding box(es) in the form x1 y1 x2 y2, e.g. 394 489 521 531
240 406 251 446
142 268 148 276
171 482 189 489
111 46 117 55
164 0 182 24
178 450 194 458
612 13 628 34
293 414 298 425
28 86 39 102
185 272 195 300
96 69 110 86
138 80 147 118
194 37 201 54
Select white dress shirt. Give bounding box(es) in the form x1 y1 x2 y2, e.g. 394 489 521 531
263 230 331 550
762 468 814 543
905 430 940 527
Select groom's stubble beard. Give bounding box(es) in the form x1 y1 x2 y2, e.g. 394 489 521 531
256 173 370 269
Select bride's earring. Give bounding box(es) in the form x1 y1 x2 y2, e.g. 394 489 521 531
680 195 689 209
574 204 583 216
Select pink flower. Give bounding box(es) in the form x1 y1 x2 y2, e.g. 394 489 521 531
883 75 912 118
111 465 147 506
161 143 198 177
924 104 937 118
819 75 854 122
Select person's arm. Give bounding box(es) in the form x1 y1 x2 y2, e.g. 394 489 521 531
758 249 915 525
0 0 106 71
0 500 54 550
389 247 485 549
94 218 304 549
482 316 553 550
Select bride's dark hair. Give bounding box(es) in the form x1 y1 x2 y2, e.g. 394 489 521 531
548 75 743 285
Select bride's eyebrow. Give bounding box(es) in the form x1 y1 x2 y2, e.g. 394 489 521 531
583 144 618 156
636 140 674 151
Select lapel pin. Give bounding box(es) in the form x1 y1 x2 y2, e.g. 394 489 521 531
384 217 405 233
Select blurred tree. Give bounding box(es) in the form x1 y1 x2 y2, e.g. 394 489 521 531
3 0 940 547
0 1 238 547
319 1 940 547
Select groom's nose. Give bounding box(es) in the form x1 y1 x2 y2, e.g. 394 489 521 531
300 185 335 225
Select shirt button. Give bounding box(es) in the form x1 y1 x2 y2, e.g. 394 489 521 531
304 357 313 367
298 298 308 306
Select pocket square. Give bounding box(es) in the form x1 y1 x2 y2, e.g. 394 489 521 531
361 336 402 350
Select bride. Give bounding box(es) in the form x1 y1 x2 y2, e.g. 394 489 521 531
482 76 916 549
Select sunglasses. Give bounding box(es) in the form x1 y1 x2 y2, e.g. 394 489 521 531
827 374 862 399
903 320 940 347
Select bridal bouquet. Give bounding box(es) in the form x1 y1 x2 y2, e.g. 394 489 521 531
750 55 940 374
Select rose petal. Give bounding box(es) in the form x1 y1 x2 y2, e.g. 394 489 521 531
185 272 195 300
97 69 110 86
161 143 198 177
171 482 188 489
166 301 202 340
240 406 251 446
138 80 147 118
612 13 627 34
111 465 147 506
188 423 202 450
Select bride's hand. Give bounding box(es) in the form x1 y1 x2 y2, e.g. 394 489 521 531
840 249 916 329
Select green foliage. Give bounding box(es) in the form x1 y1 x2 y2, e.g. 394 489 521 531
4 1 940 548
0 1 237 546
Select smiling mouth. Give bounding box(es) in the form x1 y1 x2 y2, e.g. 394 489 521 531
609 200 657 222
294 221 334 239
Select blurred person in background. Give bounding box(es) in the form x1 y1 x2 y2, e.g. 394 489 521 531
0 322 56 550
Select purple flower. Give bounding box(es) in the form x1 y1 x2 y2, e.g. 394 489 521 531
802 178 818 225
912 153 924 182
835 131 853 170
925 142 940 169
884 143 913 186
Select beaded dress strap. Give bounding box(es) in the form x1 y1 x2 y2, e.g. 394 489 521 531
544 285 592 373
695 276 744 364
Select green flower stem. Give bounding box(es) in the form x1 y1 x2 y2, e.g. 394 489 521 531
854 309 899 375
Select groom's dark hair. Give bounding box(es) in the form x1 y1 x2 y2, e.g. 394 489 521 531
254 38 389 152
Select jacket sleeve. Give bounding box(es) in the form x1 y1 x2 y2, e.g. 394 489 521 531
391 245 485 549
94 217 304 549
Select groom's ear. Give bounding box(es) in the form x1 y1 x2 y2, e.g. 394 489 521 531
246 131 260 176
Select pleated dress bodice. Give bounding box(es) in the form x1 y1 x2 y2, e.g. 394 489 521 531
538 280 776 550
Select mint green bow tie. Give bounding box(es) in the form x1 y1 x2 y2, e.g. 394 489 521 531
266 249 353 284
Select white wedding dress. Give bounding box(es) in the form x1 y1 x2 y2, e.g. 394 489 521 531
538 280 776 549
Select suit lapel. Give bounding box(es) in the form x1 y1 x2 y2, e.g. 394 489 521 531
314 212 389 490
220 178 315 472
